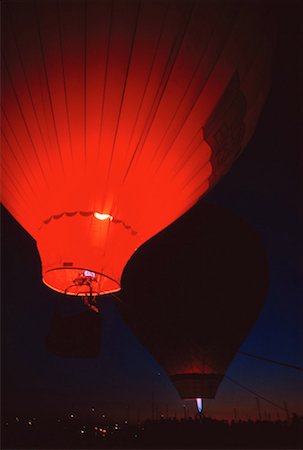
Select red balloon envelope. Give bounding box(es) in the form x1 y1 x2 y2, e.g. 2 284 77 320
1 0 274 296
119 203 269 400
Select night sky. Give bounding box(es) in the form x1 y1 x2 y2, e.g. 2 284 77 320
1 0 302 423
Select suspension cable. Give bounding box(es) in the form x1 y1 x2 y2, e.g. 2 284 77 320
225 375 296 415
239 351 303 372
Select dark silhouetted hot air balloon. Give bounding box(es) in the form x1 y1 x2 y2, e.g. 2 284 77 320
119 202 269 404
1 0 274 298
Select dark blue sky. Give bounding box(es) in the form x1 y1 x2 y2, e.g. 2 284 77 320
1 0 302 422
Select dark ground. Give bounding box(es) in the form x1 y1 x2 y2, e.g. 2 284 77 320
2 414 303 449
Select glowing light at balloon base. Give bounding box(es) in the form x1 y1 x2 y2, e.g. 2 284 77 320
37 211 142 296
196 398 203 414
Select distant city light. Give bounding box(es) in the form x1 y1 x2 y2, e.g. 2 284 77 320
15 417 19 422
70 414 74 418
94 212 113 221
28 421 32 426
91 407 95 412
80 430 85 434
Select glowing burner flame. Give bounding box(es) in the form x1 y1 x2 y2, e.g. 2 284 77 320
94 212 113 221
196 397 203 414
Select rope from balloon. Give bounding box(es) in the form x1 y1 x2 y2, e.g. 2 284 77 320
64 273 99 313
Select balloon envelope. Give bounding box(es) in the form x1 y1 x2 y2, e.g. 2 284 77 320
1 0 274 296
119 203 269 399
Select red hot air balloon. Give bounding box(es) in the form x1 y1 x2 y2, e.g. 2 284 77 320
119 203 269 403
1 0 275 298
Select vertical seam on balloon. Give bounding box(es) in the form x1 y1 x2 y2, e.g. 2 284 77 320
238 2 274 90
180 159 211 191
1 190 27 219
112 1 197 231
124 3 170 164
100 0 142 266
94 0 114 275
34 0 65 176
1 195 30 225
242 72 271 149
190 333 209 376
96 0 113 167
6 3 53 179
115 1 198 226
152 3 240 178
169 130 202 181
110 1 170 218
0 186 29 222
1 164 25 200
0 163 32 210
38 63 55 177
83 0 87 169
237 28 266 87
171 140 210 189
57 0 73 165
149 10 217 170
120 1 197 186
156 4 241 202
184 178 209 204
103 0 142 194
240 32 273 129
1 57 50 190
1 113 39 195
188 335 200 376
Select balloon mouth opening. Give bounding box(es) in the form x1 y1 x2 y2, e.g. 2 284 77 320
43 267 121 296
170 373 223 399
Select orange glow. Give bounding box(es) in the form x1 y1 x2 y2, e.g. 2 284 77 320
94 212 113 221
1 1 274 296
